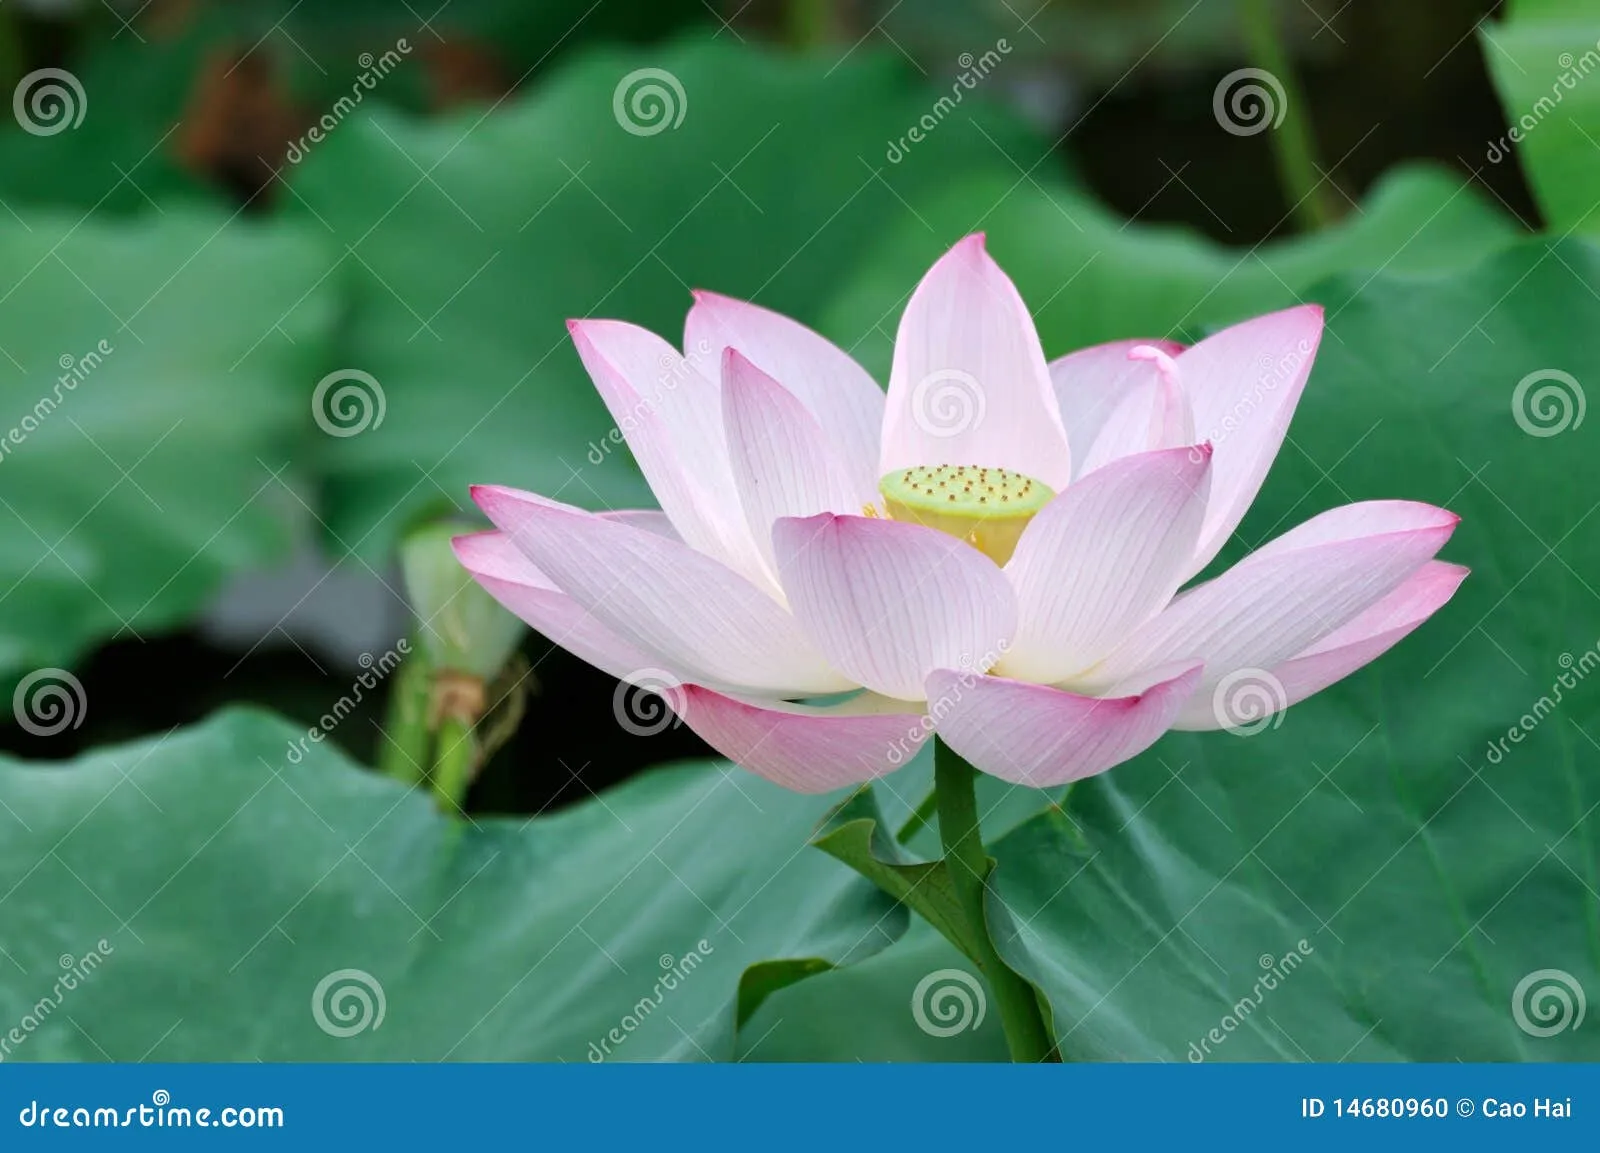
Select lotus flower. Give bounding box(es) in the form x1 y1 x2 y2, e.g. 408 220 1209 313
455 235 1464 792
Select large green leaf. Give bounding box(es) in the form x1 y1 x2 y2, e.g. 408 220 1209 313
984 238 1600 1061
285 37 1044 556
1483 0 1600 236
819 164 1522 369
0 709 904 1060
740 921 1010 1061
0 16 221 212
0 212 333 690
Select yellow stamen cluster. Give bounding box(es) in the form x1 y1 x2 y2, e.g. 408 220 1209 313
877 464 1054 565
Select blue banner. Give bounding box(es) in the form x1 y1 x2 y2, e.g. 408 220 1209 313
1 1064 1593 1148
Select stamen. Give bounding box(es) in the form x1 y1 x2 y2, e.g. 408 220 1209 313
1128 344 1181 389
878 464 1053 565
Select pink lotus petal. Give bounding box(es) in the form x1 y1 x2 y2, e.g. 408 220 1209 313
452 530 662 682
1080 500 1459 698
1051 338 1185 471
1173 560 1469 730
474 484 851 695
1178 304 1324 577
687 290 885 497
569 319 768 586
1001 446 1212 683
882 235 1072 488
600 509 680 539
772 512 1016 702
927 662 1204 787
678 685 929 793
1077 346 1197 477
722 350 870 573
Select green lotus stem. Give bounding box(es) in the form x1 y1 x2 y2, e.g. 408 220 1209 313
896 785 940 844
429 717 479 812
934 737 1057 1062
786 0 828 48
1240 0 1335 230
377 642 432 785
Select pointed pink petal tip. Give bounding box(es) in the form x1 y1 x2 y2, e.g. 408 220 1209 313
950 232 988 259
449 528 495 563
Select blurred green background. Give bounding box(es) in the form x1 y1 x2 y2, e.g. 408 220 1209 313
1 0 1597 1063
